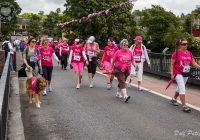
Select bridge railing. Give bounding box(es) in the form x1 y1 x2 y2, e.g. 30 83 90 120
0 53 10 140
144 52 200 85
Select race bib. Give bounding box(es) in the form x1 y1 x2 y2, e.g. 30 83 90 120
87 51 94 56
183 66 190 73
30 56 35 62
74 55 80 61
134 56 141 61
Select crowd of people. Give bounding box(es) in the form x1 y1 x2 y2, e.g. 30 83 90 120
3 35 200 113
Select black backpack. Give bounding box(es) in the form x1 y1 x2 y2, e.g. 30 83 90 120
2 42 10 53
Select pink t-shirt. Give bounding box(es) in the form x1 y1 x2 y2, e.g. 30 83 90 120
113 50 134 72
133 46 142 63
86 42 97 57
37 45 43 50
55 42 62 52
61 43 69 54
40 47 55 66
104 46 118 62
171 50 193 74
71 46 84 63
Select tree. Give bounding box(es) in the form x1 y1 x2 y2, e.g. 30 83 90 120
139 5 181 52
1 0 21 38
62 0 136 47
27 14 41 38
38 11 44 16
20 12 34 19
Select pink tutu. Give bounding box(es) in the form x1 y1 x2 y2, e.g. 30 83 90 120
72 62 84 72
102 61 111 71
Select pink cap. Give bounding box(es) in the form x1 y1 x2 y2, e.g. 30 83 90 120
74 38 79 42
133 36 142 41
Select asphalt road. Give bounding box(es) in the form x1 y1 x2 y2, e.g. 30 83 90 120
19 63 200 140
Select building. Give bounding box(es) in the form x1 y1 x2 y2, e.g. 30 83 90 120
13 18 30 35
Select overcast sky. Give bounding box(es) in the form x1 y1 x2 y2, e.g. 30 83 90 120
17 0 200 16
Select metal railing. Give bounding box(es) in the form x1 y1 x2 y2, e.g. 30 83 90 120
0 53 10 140
144 52 200 85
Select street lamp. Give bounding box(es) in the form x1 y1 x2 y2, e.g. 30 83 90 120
51 17 55 41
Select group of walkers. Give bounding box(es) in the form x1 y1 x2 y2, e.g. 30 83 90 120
3 34 200 113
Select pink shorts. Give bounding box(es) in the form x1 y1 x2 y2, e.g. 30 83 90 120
72 62 84 72
102 61 111 71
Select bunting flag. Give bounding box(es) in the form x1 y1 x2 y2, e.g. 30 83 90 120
57 0 138 28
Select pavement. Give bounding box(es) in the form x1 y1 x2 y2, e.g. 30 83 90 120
7 52 200 140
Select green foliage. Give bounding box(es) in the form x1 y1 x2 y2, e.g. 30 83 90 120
139 5 181 53
63 0 136 47
1 0 21 38
27 14 41 38
20 12 34 19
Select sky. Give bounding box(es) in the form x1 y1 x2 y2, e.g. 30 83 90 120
17 0 200 16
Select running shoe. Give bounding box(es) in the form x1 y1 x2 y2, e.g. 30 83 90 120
43 90 47 96
183 106 191 113
89 83 93 88
116 92 123 99
107 84 111 90
127 83 131 88
48 85 52 92
76 84 80 89
171 98 178 106
124 95 130 102
138 86 143 91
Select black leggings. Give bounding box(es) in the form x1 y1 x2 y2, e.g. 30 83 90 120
87 57 97 74
42 66 53 81
61 54 68 68
55 52 61 60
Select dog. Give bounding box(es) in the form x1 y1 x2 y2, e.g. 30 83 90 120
25 77 46 108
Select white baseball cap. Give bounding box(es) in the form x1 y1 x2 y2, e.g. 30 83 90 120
87 36 95 43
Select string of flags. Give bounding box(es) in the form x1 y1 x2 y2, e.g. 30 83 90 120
57 0 138 28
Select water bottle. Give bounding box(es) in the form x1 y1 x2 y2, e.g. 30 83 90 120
135 65 139 74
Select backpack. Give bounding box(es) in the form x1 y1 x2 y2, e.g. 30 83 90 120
20 41 25 51
2 42 10 53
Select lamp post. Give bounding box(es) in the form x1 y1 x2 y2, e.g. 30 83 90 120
51 17 55 41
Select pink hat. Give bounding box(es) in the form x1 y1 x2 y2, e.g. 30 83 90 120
134 36 142 41
74 38 79 42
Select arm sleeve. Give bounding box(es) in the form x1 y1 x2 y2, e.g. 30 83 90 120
68 50 73 62
101 52 106 63
52 53 59 61
143 46 150 64
60 47 62 56
82 51 87 60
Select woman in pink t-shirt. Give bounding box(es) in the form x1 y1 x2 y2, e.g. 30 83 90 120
68 39 89 89
110 39 136 102
60 38 69 70
39 38 59 96
170 38 200 112
101 37 118 89
128 36 150 90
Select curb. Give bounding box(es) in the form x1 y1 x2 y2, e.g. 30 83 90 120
7 74 25 140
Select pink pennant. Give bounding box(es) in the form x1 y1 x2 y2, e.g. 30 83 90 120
120 2 125 7
105 9 110 14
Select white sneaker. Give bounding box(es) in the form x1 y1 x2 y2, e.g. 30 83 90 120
107 84 111 90
138 86 143 91
76 84 80 89
127 83 131 88
124 95 131 102
116 92 123 99
48 85 52 92
89 83 93 88
43 90 47 96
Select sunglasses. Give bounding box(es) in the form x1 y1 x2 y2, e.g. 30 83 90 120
123 44 128 46
31 41 36 43
181 43 188 46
